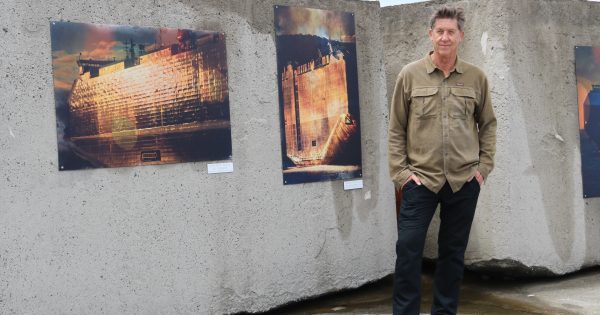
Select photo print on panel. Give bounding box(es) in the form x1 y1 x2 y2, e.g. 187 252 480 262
274 6 363 185
51 22 232 170
575 46 600 198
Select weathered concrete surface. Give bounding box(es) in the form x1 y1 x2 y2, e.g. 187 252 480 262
0 0 395 313
382 0 600 275
4 0 600 312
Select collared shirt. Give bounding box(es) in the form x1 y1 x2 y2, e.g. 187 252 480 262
388 53 497 193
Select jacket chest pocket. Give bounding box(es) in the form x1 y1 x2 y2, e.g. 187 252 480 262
411 87 439 119
449 87 477 119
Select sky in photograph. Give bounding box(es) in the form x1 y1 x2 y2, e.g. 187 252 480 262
50 22 183 91
275 6 355 42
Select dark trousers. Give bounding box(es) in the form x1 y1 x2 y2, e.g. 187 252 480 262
392 180 480 315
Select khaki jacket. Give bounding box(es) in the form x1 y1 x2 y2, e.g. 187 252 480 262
388 53 497 193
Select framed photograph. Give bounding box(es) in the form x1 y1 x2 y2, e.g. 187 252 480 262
575 46 600 197
274 6 363 185
51 21 232 170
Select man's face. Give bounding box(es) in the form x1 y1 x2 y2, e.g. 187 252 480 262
428 18 464 58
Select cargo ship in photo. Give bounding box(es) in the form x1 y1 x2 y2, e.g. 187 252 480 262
281 51 360 168
274 5 362 184
63 30 231 169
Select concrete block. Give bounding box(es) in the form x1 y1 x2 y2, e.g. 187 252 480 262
0 0 395 313
382 0 600 276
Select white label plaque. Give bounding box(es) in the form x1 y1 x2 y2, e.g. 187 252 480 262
343 179 363 190
207 162 234 174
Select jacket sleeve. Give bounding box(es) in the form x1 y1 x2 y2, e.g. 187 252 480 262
388 70 413 188
476 75 497 179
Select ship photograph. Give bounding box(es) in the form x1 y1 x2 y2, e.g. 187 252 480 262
51 21 231 170
575 46 600 198
275 6 362 185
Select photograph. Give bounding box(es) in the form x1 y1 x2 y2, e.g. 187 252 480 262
274 5 363 185
575 46 600 197
51 21 232 170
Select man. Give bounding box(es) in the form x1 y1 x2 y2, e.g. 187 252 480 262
388 6 497 315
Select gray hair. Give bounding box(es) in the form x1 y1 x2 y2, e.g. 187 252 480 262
429 6 465 31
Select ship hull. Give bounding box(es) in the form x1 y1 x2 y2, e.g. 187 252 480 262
64 33 230 168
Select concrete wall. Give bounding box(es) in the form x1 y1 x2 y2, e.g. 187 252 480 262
382 0 600 275
4 0 600 312
0 0 396 313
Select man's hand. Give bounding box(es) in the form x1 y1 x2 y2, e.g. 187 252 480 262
469 170 484 186
401 174 422 189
